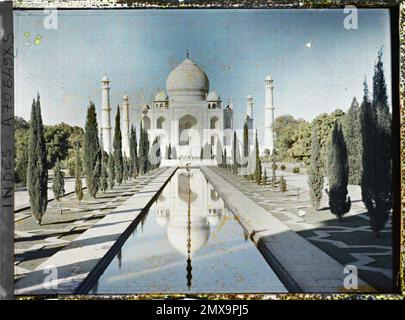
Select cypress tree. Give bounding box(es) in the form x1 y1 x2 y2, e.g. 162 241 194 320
113 106 123 185
200 146 204 160
343 97 363 185
308 126 324 210
52 159 65 214
223 148 227 168
243 120 249 158
144 127 150 173
123 156 130 181
129 126 139 178
156 139 161 168
74 143 83 203
254 131 262 184
280 176 287 192
232 131 238 174
27 95 48 225
327 122 351 220
83 102 101 198
168 144 172 160
134 129 139 175
100 150 109 193
261 169 268 186
99 131 108 192
108 153 115 189
361 49 392 236
138 122 145 175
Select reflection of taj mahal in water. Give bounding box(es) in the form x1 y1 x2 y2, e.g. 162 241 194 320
154 169 231 257
100 51 275 160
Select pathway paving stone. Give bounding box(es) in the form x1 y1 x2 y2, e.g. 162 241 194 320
207 166 393 292
15 167 176 295
14 169 164 283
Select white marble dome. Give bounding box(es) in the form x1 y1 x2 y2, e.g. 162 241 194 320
207 91 220 102
166 58 209 101
154 90 168 102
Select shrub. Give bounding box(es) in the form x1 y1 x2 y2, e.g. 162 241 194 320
280 164 286 171
272 163 278 171
292 166 300 174
280 176 287 192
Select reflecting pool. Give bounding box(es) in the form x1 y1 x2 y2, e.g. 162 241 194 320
89 168 287 293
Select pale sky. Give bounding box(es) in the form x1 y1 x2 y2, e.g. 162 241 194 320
14 9 392 141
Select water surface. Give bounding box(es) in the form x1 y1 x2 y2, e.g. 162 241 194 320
90 168 286 294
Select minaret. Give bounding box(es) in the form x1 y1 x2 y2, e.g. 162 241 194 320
122 94 130 157
264 75 275 153
246 95 253 119
101 76 112 154
245 95 254 146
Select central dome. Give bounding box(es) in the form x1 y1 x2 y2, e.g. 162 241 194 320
166 58 209 102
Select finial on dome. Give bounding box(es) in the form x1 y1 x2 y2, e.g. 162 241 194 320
186 48 189 59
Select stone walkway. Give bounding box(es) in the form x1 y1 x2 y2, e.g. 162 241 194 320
211 166 393 292
15 177 86 213
15 167 176 295
14 169 164 283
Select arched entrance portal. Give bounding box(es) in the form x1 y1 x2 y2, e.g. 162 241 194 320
178 114 200 159
179 114 198 146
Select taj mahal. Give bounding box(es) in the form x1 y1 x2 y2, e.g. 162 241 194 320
100 52 275 162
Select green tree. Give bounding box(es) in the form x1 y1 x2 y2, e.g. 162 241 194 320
74 143 83 203
108 153 115 189
167 144 172 160
15 118 30 185
313 109 346 171
52 159 65 214
27 95 48 225
232 131 240 174
327 123 351 220
113 106 123 185
223 148 227 168
83 102 101 198
261 169 268 186
129 126 139 178
123 156 130 181
243 121 249 158
138 123 150 174
279 176 287 192
342 98 363 185
44 124 71 169
288 120 312 165
254 131 262 184
100 150 109 193
144 127 150 172
273 115 299 160
361 49 392 236
308 126 324 210
138 122 146 174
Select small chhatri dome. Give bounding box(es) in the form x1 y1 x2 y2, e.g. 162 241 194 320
246 94 253 100
207 91 220 102
166 55 209 102
266 75 273 81
102 75 109 82
154 90 168 102
123 94 128 100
